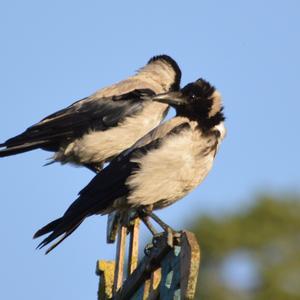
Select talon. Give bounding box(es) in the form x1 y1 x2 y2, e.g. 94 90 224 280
144 243 154 256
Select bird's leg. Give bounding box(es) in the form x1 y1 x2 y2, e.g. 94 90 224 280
137 207 158 235
139 206 176 233
141 215 158 235
147 211 176 233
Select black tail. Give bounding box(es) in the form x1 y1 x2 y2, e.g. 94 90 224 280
33 190 112 254
33 212 86 254
0 120 68 158
0 140 49 157
33 153 129 253
33 218 63 239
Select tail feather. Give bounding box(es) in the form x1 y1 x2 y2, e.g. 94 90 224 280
33 218 63 239
0 123 68 157
34 211 88 254
34 167 124 253
44 223 82 254
0 141 49 157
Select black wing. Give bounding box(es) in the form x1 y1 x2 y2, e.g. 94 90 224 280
33 122 190 253
0 89 155 156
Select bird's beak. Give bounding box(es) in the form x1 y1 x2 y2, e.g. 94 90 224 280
151 91 187 106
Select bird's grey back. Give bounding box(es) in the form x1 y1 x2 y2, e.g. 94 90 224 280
91 59 179 99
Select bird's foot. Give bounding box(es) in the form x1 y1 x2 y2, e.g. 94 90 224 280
143 232 167 256
144 230 181 256
144 242 154 256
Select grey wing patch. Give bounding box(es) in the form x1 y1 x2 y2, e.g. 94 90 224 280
201 129 221 157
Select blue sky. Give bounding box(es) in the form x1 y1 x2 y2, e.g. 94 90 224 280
0 1 299 299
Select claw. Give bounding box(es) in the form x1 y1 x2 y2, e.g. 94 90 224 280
144 242 154 256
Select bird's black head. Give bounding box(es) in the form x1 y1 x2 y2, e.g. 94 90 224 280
152 78 225 129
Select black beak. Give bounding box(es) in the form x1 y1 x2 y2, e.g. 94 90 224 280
151 91 187 106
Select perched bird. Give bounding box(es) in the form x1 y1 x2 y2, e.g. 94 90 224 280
0 55 181 172
34 78 226 253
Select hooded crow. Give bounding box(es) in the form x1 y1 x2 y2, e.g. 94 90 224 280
34 78 226 253
0 55 181 172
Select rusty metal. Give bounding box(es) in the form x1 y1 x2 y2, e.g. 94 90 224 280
128 218 140 275
96 261 115 300
112 224 127 295
97 216 200 300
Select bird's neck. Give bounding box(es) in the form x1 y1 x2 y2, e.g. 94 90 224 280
198 111 225 131
176 110 225 132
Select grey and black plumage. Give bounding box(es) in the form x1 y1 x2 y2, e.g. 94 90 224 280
34 78 226 253
0 55 181 172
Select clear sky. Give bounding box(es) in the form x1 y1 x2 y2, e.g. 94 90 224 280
0 1 299 299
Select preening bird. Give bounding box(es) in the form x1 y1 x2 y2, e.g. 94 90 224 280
34 78 226 253
0 55 181 172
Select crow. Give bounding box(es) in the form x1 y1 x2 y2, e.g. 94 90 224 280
0 55 181 172
34 78 226 253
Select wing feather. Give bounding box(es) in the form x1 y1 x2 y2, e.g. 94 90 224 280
0 89 155 155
